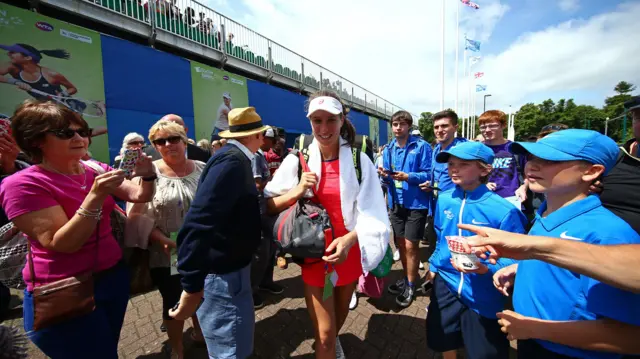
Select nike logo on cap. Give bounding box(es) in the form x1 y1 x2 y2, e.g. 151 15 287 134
471 219 489 225
560 231 583 241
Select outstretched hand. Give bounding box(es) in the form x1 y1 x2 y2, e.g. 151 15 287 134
457 224 539 264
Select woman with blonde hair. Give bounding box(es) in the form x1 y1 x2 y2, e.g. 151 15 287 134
126 119 205 359
264 90 390 359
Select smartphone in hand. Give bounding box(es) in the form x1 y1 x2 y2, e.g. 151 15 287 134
0 118 11 136
119 149 141 178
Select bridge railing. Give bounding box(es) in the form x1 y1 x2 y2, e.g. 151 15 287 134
80 0 405 119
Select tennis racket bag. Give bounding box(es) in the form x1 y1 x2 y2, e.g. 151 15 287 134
271 150 333 259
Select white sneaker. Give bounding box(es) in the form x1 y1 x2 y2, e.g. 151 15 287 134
349 292 357 310
393 249 400 261
419 261 425 270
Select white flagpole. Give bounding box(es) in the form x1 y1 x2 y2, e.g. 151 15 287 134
454 0 460 113
462 48 467 137
440 0 445 110
473 87 477 139
467 59 472 138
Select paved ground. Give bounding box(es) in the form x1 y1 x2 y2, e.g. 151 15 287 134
2 251 517 359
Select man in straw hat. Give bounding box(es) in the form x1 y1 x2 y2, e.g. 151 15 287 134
170 107 269 358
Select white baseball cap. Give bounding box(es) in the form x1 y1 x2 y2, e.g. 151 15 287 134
223 92 231 99
264 128 275 138
306 96 343 117
411 129 422 136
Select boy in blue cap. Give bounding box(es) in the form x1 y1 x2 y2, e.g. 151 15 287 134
426 141 528 359
493 129 640 359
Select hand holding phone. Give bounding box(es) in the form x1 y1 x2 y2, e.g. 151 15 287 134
0 118 11 136
119 149 141 178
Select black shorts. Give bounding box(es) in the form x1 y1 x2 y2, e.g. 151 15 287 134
517 340 577 359
426 275 510 359
149 267 183 321
389 206 428 242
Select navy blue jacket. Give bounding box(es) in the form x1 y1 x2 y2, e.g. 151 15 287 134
177 144 261 293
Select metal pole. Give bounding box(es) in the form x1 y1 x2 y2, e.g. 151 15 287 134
454 0 460 113
623 109 628 143
605 117 609 136
462 50 467 138
483 94 491 113
440 0 445 110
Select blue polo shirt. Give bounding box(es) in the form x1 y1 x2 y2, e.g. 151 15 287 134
513 195 640 359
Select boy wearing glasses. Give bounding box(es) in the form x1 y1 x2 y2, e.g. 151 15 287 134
478 110 528 211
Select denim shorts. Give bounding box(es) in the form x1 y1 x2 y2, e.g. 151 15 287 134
197 264 254 359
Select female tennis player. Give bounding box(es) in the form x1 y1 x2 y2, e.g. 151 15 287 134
0 43 77 99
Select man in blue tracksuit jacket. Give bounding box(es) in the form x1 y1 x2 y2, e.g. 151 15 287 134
380 110 432 308
421 110 468 288
426 142 528 359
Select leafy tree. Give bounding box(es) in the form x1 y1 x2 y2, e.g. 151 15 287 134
614 81 636 95
418 111 435 144
419 81 636 143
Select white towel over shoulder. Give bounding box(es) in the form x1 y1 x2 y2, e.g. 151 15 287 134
264 137 391 272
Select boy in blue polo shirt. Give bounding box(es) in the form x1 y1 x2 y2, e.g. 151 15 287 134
495 129 640 359
427 142 528 359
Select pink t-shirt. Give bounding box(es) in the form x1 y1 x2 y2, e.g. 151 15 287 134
0 162 122 291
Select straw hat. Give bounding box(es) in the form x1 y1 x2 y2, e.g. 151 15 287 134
218 107 270 138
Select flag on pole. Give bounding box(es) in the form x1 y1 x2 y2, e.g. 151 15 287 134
476 84 487 92
474 72 484 79
469 56 481 66
465 38 481 52
461 0 480 9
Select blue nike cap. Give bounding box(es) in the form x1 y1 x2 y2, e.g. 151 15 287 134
436 141 495 165
510 129 620 174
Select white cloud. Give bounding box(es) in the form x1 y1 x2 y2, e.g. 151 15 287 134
209 0 639 120
478 2 640 113
559 0 580 12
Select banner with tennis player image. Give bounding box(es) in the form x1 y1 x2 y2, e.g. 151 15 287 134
190 61 249 142
368 115 380 147
0 3 108 162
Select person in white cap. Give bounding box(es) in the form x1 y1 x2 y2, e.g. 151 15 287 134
411 129 422 138
211 92 233 142
264 90 390 359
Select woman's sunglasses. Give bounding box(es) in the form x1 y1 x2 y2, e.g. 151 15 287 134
47 128 92 139
152 136 182 146
128 140 145 146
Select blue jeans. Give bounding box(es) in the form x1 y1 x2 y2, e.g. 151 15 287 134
197 264 254 359
23 263 130 359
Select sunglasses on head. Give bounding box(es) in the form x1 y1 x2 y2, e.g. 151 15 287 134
47 128 92 139
152 136 182 146
540 124 567 132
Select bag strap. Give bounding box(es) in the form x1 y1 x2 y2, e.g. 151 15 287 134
386 146 399 206
27 219 101 287
297 150 317 198
296 134 363 185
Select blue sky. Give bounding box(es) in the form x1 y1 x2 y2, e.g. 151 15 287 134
205 0 639 117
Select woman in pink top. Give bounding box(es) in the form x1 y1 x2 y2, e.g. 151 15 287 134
0 100 155 359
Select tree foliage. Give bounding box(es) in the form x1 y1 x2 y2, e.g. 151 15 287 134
418 111 435 144
419 82 636 144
